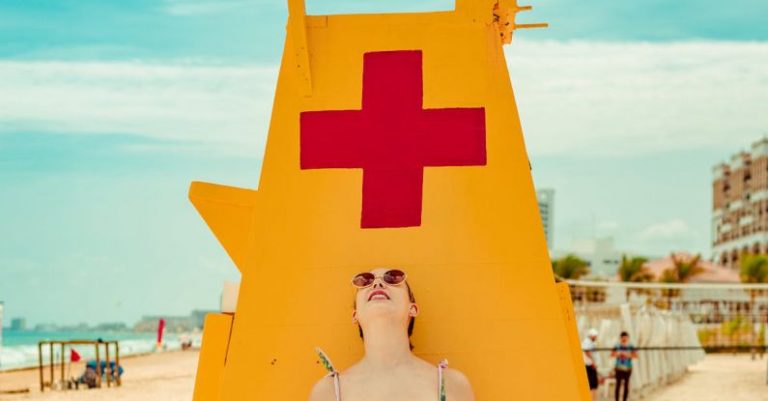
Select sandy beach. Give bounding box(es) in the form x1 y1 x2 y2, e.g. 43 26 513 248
3 352 767 400
645 354 768 401
0 351 198 401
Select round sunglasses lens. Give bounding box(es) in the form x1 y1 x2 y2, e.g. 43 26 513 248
352 272 375 288
383 269 406 285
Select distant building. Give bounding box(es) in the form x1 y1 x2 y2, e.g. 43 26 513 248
10 318 26 331
552 237 644 278
190 310 213 328
536 188 555 250
712 138 768 268
33 323 58 332
95 322 128 331
134 309 216 333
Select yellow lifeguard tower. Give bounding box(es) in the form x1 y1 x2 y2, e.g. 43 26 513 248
190 1 588 399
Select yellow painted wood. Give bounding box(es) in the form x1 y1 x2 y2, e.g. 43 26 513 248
189 182 258 273
557 282 593 401
192 314 234 401
287 0 312 95
191 1 582 399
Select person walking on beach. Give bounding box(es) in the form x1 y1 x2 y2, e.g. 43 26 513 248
611 331 637 401
582 328 599 400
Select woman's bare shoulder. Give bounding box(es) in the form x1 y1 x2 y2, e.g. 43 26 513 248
444 368 476 401
308 375 335 401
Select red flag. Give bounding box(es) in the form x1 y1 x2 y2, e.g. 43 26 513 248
157 318 166 346
70 349 81 363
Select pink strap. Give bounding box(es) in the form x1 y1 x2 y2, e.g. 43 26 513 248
331 372 341 401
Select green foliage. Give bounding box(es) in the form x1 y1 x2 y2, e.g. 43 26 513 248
658 269 680 300
699 319 761 350
659 253 704 284
618 255 652 282
659 269 678 283
671 253 705 283
740 254 768 284
552 254 590 280
722 316 745 337
697 329 713 345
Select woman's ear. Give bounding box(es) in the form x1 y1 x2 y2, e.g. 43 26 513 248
409 303 419 318
351 309 358 323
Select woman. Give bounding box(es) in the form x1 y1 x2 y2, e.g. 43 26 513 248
309 268 475 401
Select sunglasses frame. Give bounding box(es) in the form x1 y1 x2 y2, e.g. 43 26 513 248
351 269 407 289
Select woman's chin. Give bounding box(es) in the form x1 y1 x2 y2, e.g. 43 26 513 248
360 303 399 317
364 300 394 310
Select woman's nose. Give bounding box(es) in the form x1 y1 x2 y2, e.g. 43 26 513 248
372 279 385 288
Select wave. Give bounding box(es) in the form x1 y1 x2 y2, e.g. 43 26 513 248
0 335 202 371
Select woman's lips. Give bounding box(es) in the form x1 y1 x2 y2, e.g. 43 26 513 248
368 289 390 301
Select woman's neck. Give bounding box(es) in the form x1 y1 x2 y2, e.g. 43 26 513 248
360 318 413 368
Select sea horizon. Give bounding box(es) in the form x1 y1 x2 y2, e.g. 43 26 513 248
0 329 200 371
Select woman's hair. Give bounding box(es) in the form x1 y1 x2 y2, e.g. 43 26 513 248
355 281 417 350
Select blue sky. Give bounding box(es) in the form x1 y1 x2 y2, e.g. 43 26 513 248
1 0 767 326
0 0 766 62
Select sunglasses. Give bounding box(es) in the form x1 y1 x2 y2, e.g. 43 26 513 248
351 269 407 289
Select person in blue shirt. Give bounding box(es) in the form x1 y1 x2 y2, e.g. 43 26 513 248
611 331 637 401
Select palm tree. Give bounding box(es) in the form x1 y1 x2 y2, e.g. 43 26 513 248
740 254 768 284
552 254 591 303
658 268 680 308
618 255 652 282
741 254 768 309
618 255 651 301
740 254 768 356
671 253 705 283
552 254 590 280
658 253 704 309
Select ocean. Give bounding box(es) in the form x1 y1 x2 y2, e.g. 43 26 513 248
0 330 200 371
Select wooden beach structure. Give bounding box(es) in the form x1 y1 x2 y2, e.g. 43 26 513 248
186 0 607 400
37 340 121 392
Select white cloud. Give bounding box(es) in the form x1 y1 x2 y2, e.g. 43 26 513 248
0 60 277 155
638 218 695 241
633 218 702 255
507 40 768 157
1 41 765 159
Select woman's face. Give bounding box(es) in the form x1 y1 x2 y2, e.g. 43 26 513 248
353 268 416 329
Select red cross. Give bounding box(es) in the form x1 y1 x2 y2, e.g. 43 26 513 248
300 50 487 228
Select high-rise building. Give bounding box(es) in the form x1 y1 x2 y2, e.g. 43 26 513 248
712 138 768 268
10 318 26 331
537 188 555 250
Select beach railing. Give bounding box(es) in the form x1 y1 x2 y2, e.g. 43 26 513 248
567 280 768 351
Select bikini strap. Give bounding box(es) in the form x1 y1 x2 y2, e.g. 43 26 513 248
315 348 341 401
437 359 448 401
330 371 341 401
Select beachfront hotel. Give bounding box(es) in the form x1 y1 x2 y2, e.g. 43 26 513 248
712 137 768 268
